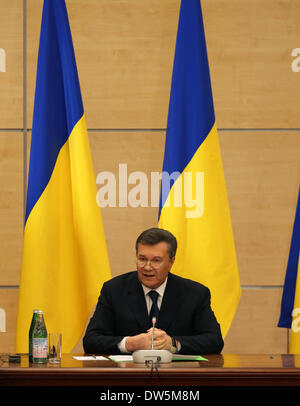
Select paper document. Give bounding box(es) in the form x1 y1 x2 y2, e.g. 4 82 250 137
72 356 108 361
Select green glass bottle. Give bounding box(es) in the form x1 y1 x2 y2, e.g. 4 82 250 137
29 309 38 362
32 310 48 364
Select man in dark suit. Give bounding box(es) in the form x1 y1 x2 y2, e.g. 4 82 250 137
83 228 224 355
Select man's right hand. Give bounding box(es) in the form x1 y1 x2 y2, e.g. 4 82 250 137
125 332 153 352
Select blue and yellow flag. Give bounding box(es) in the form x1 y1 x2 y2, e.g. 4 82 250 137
278 187 300 353
15 0 111 353
158 0 240 338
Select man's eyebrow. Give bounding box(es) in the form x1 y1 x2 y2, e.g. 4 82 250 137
137 254 162 259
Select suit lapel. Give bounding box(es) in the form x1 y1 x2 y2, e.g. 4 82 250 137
158 273 181 331
126 272 150 332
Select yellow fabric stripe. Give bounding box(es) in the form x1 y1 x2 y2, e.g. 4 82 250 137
158 123 240 338
289 253 300 354
16 115 111 353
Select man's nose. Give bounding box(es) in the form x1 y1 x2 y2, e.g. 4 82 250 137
144 260 152 269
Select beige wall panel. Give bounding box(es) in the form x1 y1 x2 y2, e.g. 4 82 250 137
202 0 300 128
0 134 23 286
0 0 22 128
90 131 165 277
28 0 300 129
27 0 179 129
220 131 300 286
0 289 18 352
223 288 287 354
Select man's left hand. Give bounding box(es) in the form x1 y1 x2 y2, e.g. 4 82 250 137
147 328 172 350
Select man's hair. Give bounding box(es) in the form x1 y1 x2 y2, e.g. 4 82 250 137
135 228 177 259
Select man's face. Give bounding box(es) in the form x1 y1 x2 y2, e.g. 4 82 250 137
136 242 175 289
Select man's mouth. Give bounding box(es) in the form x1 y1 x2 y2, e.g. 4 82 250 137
143 273 155 278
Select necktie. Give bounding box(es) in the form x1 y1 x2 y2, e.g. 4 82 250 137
148 290 159 324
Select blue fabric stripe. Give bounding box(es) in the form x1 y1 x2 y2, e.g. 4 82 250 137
159 0 215 217
25 0 83 222
278 187 300 328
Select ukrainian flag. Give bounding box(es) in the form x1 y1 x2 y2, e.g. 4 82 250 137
158 0 240 338
278 187 300 353
15 0 111 353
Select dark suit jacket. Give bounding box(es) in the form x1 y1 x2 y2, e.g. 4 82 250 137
83 271 224 355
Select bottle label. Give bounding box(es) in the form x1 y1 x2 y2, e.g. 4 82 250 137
32 338 47 358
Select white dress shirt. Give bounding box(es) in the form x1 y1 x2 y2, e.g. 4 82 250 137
118 277 168 353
